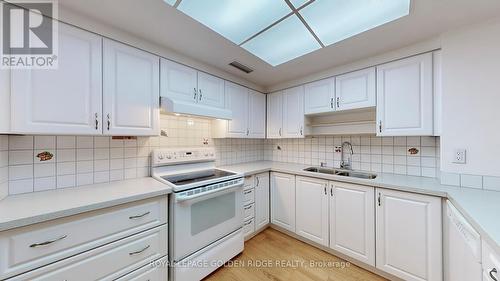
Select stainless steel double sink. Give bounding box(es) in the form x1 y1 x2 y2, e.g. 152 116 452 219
303 167 377 179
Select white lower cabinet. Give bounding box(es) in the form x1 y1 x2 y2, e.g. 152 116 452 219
295 176 329 246
270 172 296 232
329 182 375 266
482 240 500 281
10 226 167 281
254 172 270 231
376 188 442 281
116 256 168 281
0 197 168 281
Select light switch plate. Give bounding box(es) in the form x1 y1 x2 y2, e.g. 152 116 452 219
453 149 466 164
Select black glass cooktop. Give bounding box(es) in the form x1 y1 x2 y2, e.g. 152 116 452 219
161 169 236 186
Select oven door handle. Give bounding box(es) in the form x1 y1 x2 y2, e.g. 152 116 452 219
175 180 244 204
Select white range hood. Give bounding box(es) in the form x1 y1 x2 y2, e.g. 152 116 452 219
160 97 232 120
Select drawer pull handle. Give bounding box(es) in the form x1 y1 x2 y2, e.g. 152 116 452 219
490 268 498 281
244 190 253 195
30 235 67 248
129 211 151 220
129 245 150 256
244 220 253 226
244 205 253 210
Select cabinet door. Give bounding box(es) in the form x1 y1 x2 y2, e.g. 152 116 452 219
376 188 442 281
160 59 197 103
267 92 283 139
336 67 376 111
282 86 305 138
270 172 295 232
296 176 329 246
103 39 159 136
0 69 10 133
304 78 335 115
255 173 270 230
330 182 375 266
376 53 433 136
248 90 266 138
11 22 102 135
197 72 225 108
225 82 249 137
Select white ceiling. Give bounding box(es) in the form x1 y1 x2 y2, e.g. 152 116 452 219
59 0 500 89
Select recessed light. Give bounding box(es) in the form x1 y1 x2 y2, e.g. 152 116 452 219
177 0 291 45
241 15 321 66
300 0 410 46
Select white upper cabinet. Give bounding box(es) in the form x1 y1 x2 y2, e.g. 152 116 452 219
295 176 329 247
103 39 160 136
270 172 296 232
304 78 335 115
267 92 283 139
225 82 249 137
282 86 305 138
335 67 376 111
160 60 197 103
248 90 266 138
11 22 103 135
376 188 442 281
376 53 434 136
329 182 375 266
197 72 225 108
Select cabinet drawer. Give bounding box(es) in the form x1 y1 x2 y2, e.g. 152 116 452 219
116 256 168 281
243 175 254 189
244 203 255 221
9 225 167 281
482 240 500 281
243 218 255 238
0 196 167 279
243 188 255 205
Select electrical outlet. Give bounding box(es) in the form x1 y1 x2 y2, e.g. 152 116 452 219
453 149 466 164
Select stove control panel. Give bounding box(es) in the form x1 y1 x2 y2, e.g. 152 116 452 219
152 147 216 166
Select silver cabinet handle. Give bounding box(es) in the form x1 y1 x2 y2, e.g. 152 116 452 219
300 126 303 136
30 235 67 248
193 88 197 101
244 205 253 210
330 97 334 109
107 114 111 131
378 193 381 206
129 211 150 219
246 128 249 136
330 186 333 197
244 220 253 226
279 128 282 136
490 268 498 281
336 97 340 108
256 177 260 187
198 89 203 101
244 190 253 195
379 120 382 133
95 113 99 130
129 245 150 256
324 184 327 195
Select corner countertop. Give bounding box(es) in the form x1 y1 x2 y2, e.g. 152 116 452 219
221 161 500 253
0 177 172 232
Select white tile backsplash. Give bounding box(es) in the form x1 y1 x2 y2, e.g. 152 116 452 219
264 136 439 178
0 116 449 196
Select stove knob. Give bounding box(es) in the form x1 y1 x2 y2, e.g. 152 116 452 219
158 154 164 160
166 154 172 159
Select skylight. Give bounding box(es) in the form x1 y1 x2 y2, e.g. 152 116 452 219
165 0 411 66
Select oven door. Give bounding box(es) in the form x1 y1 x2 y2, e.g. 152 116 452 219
172 180 243 261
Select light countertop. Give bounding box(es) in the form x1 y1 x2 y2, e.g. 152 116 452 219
221 161 500 253
0 177 172 232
